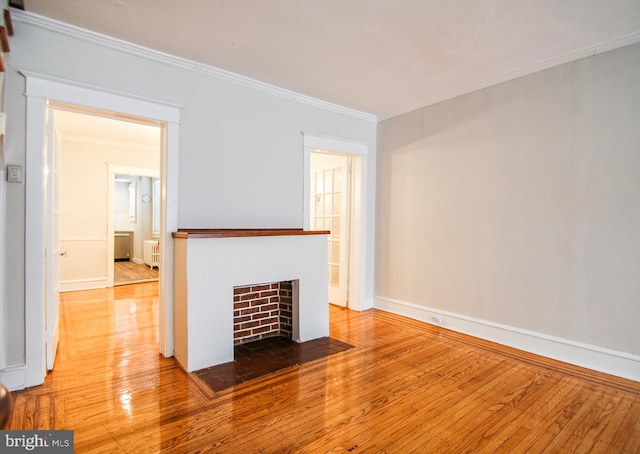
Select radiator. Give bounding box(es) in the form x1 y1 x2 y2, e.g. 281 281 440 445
144 240 160 269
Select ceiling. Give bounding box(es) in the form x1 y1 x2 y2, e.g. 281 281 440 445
22 1 640 120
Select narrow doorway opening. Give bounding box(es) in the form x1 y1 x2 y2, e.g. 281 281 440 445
310 152 353 307
108 168 161 287
303 133 369 312
112 173 160 286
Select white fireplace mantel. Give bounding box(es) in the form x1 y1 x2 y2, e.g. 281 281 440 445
172 229 330 372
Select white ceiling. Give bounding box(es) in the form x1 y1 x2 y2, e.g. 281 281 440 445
23 1 640 120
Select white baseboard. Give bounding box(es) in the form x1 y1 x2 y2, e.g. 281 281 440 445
60 278 108 292
0 364 27 391
374 295 640 382
360 296 375 311
132 258 144 265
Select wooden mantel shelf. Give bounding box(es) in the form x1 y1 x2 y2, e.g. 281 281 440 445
172 228 330 239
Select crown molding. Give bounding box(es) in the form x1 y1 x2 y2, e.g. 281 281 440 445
14 8 638 124
11 9 377 123
379 30 640 121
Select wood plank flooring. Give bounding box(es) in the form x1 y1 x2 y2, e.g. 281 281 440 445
114 261 158 286
9 283 640 453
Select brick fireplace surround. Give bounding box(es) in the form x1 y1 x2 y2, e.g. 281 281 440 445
233 281 294 344
173 228 330 372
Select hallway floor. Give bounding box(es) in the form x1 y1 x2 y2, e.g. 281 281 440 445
114 260 158 286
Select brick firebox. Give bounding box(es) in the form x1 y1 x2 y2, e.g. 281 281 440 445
233 281 294 344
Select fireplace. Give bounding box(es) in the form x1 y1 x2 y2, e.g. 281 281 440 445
172 229 330 372
233 281 294 345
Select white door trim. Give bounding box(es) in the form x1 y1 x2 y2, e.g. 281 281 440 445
23 71 180 387
302 132 369 311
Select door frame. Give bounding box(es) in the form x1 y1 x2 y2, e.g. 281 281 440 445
302 133 369 311
23 71 181 387
44 108 61 371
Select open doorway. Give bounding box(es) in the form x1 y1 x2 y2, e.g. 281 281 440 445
47 106 162 375
303 133 369 312
112 173 160 286
310 152 352 307
22 72 180 388
51 107 161 291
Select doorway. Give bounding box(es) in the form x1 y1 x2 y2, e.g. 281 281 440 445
51 107 162 291
111 173 161 286
23 73 180 388
107 166 161 287
310 152 352 307
303 133 369 312
50 106 162 373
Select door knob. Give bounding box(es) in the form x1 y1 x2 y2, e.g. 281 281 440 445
60 251 68 257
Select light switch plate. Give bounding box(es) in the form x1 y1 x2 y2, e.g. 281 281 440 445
7 164 22 183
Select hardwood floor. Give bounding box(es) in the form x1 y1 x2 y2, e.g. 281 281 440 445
114 261 158 286
10 283 640 452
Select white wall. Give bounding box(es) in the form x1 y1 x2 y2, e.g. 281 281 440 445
0 0 11 373
376 43 640 378
1 13 376 368
0 145 5 371
0 0 7 372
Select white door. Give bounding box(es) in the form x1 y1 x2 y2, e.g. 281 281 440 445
45 108 61 370
310 154 350 307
